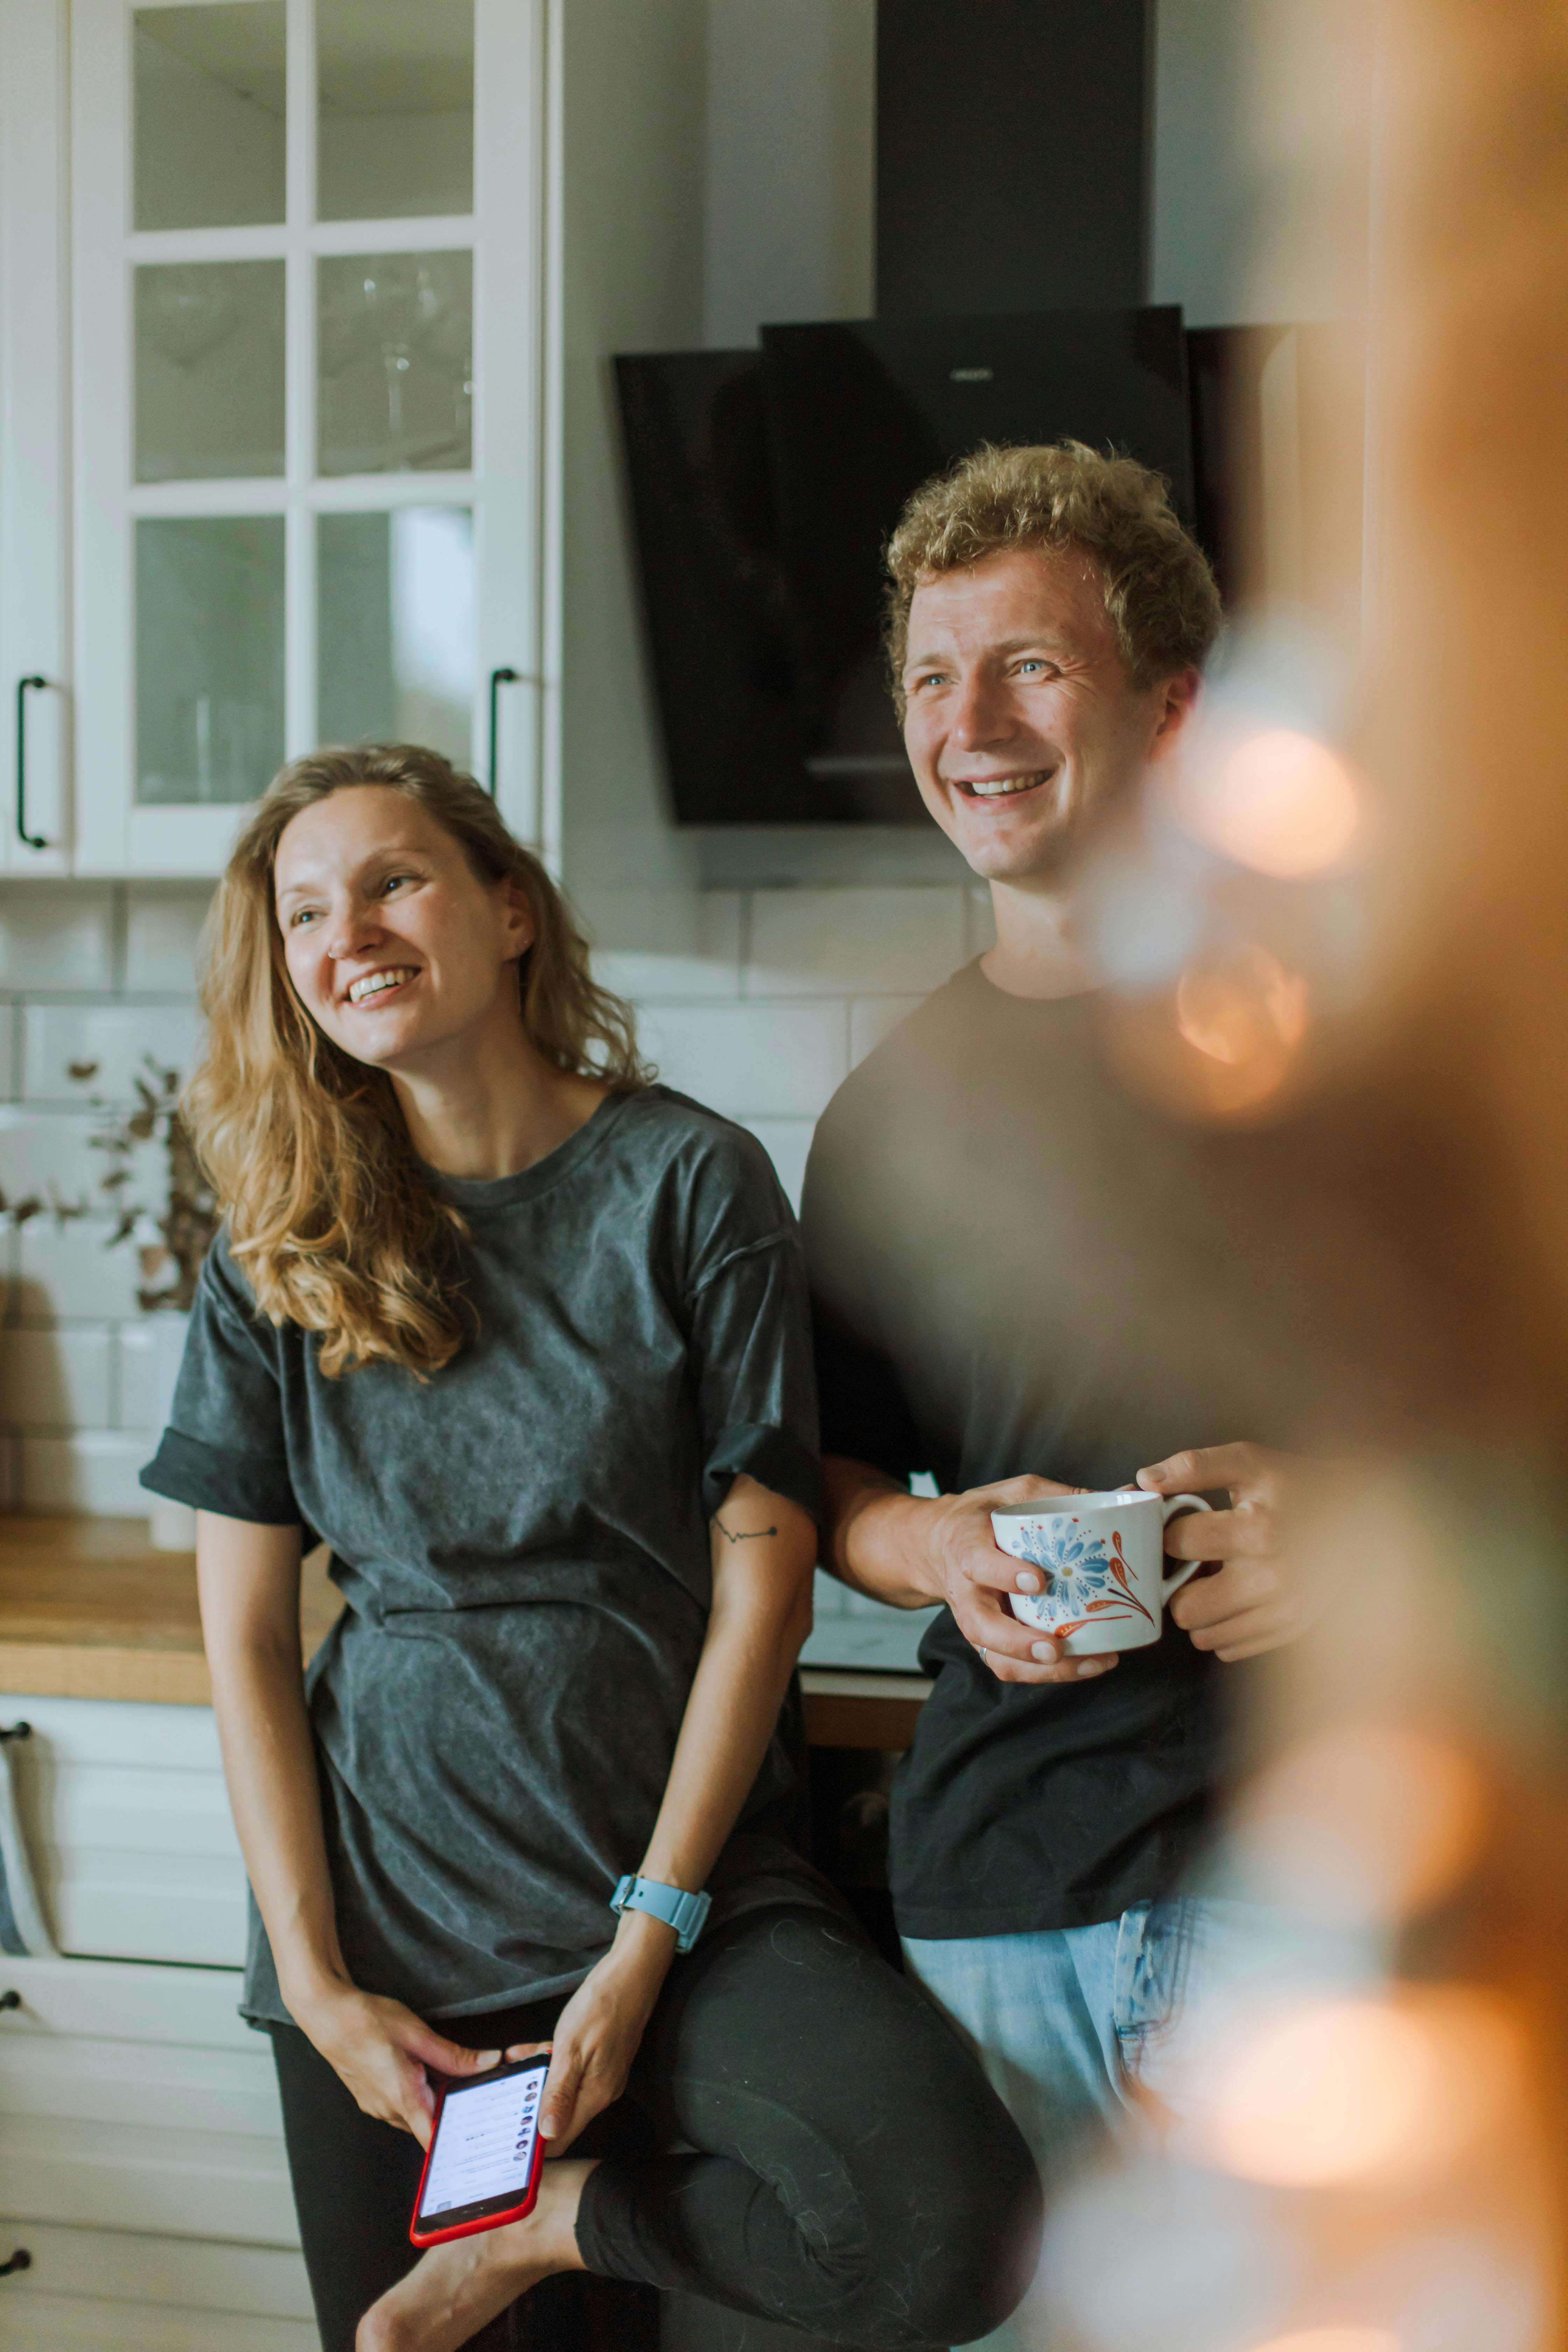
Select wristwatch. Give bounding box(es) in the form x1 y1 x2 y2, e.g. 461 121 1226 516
610 1874 711 1954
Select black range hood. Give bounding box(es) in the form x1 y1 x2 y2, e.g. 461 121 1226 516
616 1 1268 827
616 304 1195 825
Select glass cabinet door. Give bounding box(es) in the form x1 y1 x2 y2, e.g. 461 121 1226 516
72 0 543 874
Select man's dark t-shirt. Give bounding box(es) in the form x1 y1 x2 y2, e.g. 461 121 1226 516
801 960 1395 1941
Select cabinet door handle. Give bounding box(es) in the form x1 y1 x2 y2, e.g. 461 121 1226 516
487 667 520 797
15 676 50 849
0 2251 29 2277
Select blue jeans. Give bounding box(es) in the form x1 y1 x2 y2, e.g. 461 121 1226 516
905 1900 1381 2350
904 1903 1200 2205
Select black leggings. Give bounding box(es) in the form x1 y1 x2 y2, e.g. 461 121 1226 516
270 1904 1041 2351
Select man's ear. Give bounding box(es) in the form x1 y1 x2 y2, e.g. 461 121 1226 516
1147 669 1202 763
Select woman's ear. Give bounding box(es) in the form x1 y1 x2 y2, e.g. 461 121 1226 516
499 876 535 959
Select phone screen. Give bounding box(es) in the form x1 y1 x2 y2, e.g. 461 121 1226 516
416 2059 547 2230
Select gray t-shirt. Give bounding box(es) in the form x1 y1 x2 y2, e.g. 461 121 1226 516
142 1086 828 2024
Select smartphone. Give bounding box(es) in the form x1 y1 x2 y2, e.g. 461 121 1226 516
409 2053 550 2248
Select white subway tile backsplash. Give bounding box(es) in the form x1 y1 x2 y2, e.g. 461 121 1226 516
1 1108 118 1204
118 1319 159 1430
0 884 115 992
849 995 925 1069
639 1002 848 1119
739 1119 816 1214
124 884 212 993
10 1214 145 1322
0 1108 165 1215
22 1003 201 1105
0 1326 112 1430
21 1429 152 1513
746 887 966 998
594 895 743 1002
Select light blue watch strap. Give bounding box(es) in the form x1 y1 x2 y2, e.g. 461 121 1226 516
610 1874 711 1954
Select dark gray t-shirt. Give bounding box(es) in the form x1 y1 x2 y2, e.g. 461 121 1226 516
142 1086 827 2024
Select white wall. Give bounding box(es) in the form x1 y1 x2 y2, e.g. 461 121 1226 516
557 0 883 945
702 0 875 346
553 0 708 955
1151 0 1364 328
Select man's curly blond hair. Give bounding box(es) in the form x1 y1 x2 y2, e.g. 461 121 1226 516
884 440 1222 714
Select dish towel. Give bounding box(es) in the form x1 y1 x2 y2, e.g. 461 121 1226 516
0 1726 56 1957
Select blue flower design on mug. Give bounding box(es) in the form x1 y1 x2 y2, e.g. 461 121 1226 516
1013 1520 1114 1614
1009 1518 1160 1637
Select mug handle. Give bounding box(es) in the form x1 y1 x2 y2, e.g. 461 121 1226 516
1158 1494 1214 1603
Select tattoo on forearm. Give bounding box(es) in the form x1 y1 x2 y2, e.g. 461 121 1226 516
713 1519 778 1545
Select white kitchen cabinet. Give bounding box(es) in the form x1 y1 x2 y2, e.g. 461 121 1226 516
5 1693 246 1965
72 0 546 875
2 0 711 969
0 1951 314 2347
0 0 71 875
2 0 547 877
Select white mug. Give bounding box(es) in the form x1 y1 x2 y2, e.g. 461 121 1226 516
989 1489 1215 1657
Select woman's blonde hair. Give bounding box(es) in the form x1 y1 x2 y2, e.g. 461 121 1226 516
187 743 648 1379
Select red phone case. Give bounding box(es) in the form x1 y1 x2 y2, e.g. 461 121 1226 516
409 2059 548 2248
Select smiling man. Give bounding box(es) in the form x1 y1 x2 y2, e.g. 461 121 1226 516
800 443 1332 2339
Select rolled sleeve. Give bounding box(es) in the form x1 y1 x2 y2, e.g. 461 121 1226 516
141 1426 301 1525
137 1235 302 1527
687 1222 821 1525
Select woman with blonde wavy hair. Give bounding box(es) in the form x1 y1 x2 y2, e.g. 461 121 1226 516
142 745 1035 2352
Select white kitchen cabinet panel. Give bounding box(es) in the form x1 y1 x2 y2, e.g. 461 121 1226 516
0 2222 313 2318
70 0 546 875
0 2289 315 2350
0 2113 296 2242
42 1858 246 1970
0 0 70 875
5 1694 247 1966
0 2026 282 2138
0 2220 313 2314
0 1949 298 2247
0 1952 253 2049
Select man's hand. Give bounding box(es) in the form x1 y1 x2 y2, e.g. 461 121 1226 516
914 1475 1120 1686
1137 1443 1315 1663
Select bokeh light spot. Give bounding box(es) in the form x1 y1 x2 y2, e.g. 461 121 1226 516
1235 1722 1489 1924
1171 943 1310 1108
1203 1991 1518 2188
1182 728 1360 877
1245 2332 1400 2352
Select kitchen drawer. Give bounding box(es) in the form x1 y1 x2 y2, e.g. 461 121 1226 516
0 2289 316 2349
0 2026 283 2138
1 1694 246 1966
0 1954 297 2246
0 1954 255 2050
0 2222 315 2345
0 2113 297 2242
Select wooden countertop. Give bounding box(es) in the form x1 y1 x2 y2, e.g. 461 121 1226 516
0 1516 340 1705
0 1518 930 1745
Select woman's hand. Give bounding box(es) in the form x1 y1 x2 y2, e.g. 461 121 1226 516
509 1910 675 2154
289 1976 502 2147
